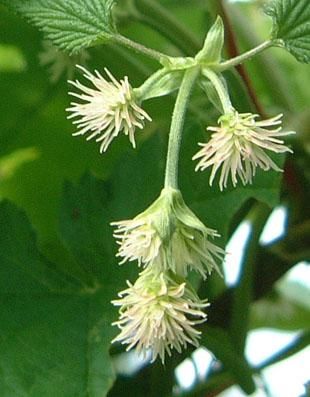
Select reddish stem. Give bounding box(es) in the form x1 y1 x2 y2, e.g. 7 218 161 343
218 1 267 117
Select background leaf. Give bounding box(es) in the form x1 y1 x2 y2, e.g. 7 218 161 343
0 198 117 397
265 0 310 63
0 0 117 53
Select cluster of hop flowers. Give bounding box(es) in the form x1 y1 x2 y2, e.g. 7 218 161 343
112 187 223 278
111 187 224 363
66 66 293 190
66 58 293 362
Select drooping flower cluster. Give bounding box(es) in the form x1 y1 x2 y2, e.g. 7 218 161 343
112 187 223 278
65 61 294 365
111 187 224 362
66 66 151 153
112 270 209 363
193 111 294 190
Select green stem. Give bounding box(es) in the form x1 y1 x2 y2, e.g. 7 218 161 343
203 68 233 113
134 0 201 56
164 67 199 189
112 34 169 63
218 40 273 71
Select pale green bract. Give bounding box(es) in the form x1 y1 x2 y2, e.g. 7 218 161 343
195 16 224 64
265 0 310 63
0 0 117 54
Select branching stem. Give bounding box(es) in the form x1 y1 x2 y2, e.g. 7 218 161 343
218 40 273 71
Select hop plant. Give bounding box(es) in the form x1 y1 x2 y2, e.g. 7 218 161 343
66 66 152 153
59 8 297 366
193 111 294 190
112 270 209 363
111 187 224 279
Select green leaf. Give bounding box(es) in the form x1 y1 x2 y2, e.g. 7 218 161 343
59 174 112 285
265 0 310 63
0 200 78 294
251 276 310 330
250 292 310 330
109 360 176 397
201 327 255 395
105 134 164 220
0 199 119 396
1 0 117 53
0 147 39 181
59 171 146 282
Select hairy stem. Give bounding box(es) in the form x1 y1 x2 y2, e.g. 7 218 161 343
203 68 233 113
164 67 199 189
218 40 273 71
112 34 169 63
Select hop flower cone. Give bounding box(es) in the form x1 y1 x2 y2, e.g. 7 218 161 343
66 66 151 153
193 111 294 190
112 270 209 363
112 187 224 278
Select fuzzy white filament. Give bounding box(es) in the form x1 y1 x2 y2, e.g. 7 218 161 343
112 272 209 363
193 112 294 190
66 66 151 153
